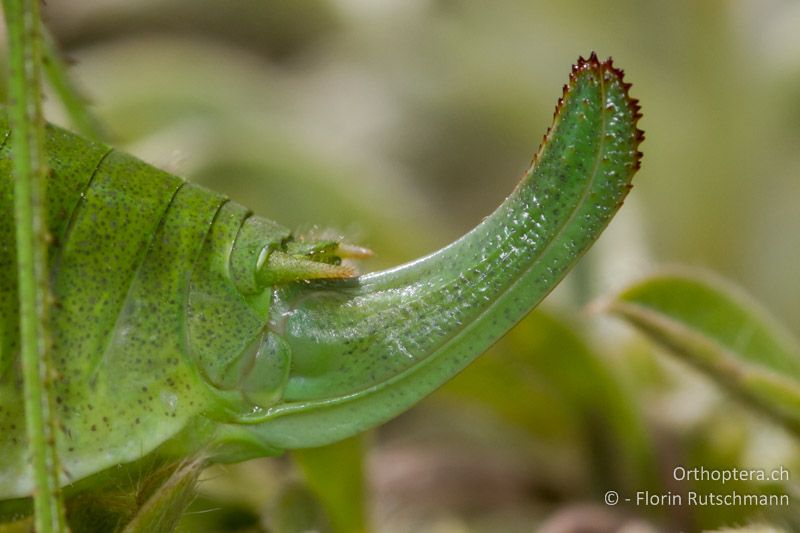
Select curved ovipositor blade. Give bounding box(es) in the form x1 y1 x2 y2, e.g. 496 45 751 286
223 54 644 450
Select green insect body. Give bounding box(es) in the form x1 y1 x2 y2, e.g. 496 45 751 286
0 54 642 499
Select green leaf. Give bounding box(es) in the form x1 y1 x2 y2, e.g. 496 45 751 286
291 435 367 533
603 269 800 435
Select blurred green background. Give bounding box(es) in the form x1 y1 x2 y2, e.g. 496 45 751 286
6 0 800 531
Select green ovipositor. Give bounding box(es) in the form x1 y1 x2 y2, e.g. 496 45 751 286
0 54 643 498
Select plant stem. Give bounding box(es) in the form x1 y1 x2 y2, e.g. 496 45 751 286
2 0 68 531
42 27 107 141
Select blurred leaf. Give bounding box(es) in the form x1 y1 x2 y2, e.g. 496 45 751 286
47 0 341 63
269 483 328 533
683 414 764 529
177 459 282 533
0 518 31 533
291 436 367 533
177 496 262 533
603 269 800 435
439 309 658 496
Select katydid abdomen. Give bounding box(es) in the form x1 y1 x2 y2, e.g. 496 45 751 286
0 118 299 497
0 54 642 499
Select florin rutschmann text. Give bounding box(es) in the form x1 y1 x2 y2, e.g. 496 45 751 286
633 490 788 507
